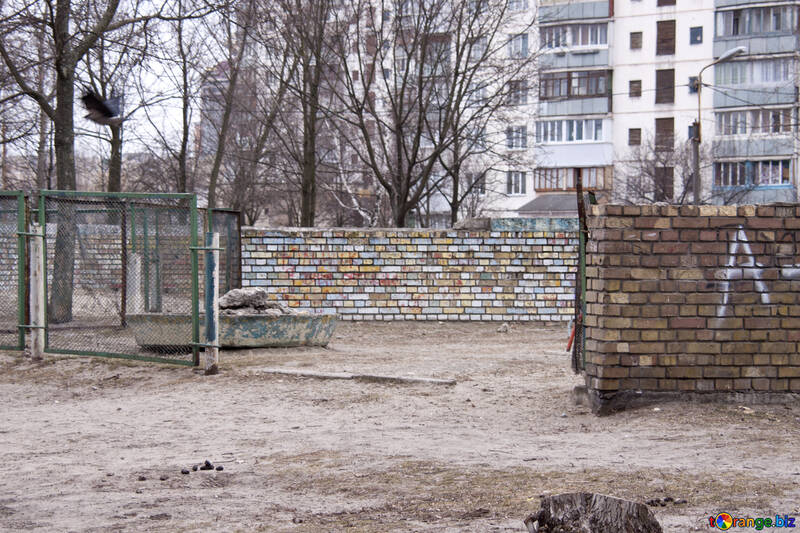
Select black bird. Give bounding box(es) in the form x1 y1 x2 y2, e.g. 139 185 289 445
80 91 123 126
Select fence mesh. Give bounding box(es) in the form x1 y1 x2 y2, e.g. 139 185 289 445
206 209 241 295
41 193 200 363
0 193 24 350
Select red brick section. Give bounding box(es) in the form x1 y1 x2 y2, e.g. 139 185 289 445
583 204 800 413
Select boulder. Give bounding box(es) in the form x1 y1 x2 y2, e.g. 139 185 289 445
219 287 274 310
524 493 663 533
218 288 309 316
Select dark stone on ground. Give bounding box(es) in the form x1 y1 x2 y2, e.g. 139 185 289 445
181 468 190 475
216 465 223 471
137 476 146 482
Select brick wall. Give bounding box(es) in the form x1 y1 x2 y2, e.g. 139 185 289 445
583 204 800 413
240 218 578 321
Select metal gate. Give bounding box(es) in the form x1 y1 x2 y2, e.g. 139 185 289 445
0 191 26 351
38 191 200 365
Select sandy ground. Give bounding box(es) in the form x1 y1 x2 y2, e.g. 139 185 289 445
1 321 799 532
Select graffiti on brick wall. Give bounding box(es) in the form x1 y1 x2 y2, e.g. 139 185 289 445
717 226 800 317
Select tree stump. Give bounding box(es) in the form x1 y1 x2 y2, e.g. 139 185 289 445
524 493 663 533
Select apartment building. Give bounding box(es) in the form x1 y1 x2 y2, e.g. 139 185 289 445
612 0 716 203
710 0 799 203
533 0 614 203
507 0 799 216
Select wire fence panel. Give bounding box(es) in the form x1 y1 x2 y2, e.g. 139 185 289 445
0 192 25 351
206 209 242 295
40 192 199 365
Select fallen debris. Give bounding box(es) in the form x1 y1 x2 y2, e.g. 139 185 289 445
219 287 309 317
257 367 456 386
524 492 663 533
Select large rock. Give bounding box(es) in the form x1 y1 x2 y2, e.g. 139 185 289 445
218 288 307 316
524 493 663 533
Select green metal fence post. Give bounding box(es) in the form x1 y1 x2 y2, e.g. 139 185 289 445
38 192 48 350
16 193 26 349
143 210 150 311
190 197 200 367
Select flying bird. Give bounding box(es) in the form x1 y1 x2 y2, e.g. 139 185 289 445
80 91 123 126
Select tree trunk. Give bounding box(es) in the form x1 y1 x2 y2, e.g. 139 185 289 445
49 61 77 323
108 124 122 192
300 108 317 227
35 111 49 189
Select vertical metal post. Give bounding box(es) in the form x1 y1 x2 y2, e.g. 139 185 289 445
190 197 200 366
120 201 127 327
143 210 150 311
29 223 45 360
204 232 220 374
154 209 162 312
37 193 48 350
16 193 26 349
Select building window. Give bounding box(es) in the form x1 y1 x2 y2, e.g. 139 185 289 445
657 0 676 6
715 162 748 187
535 119 603 143
716 110 748 136
655 69 675 103
507 80 528 106
506 171 527 195
508 0 528 11
469 37 487 62
715 160 791 187
534 167 607 190
751 108 793 134
656 20 676 55
629 31 643 49
716 6 798 37
540 70 608 100
628 128 642 145
655 117 674 151
423 40 449 77
690 26 703 44
508 33 529 58
571 23 608 46
467 83 487 107
717 108 795 135
541 23 608 48
629 80 642 97
506 125 527 149
654 167 674 201
468 173 486 195
541 26 568 48
536 120 562 143
535 168 567 190
715 58 791 85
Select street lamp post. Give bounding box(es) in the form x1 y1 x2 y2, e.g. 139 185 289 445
692 46 747 205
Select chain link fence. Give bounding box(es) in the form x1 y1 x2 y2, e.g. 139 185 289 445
0 192 25 351
207 209 242 296
40 192 202 364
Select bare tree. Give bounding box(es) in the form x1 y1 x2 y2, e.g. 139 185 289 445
0 0 210 321
616 136 756 205
328 0 537 227
81 2 154 192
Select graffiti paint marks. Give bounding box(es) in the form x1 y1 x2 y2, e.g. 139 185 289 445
716 226 800 317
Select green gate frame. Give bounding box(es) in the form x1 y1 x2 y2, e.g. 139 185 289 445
38 190 200 366
0 191 26 351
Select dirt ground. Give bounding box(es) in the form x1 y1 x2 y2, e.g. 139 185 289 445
1 321 799 532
